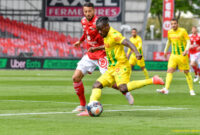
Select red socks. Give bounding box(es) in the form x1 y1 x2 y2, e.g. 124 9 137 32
192 66 198 76
73 81 86 106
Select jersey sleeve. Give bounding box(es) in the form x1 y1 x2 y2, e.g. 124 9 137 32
137 36 142 50
183 29 190 40
112 31 126 44
80 32 86 42
167 31 171 42
127 48 131 56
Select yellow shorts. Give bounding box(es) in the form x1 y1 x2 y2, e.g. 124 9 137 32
168 54 190 70
129 54 145 67
97 62 131 87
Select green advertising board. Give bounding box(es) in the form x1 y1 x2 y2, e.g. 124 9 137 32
0 57 168 70
0 58 7 68
43 59 79 69
134 61 168 70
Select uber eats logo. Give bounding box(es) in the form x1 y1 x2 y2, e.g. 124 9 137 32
26 59 41 69
10 59 41 69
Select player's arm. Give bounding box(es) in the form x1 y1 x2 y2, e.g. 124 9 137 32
182 29 191 56
164 40 171 58
126 48 131 58
88 45 105 52
182 40 191 56
74 31 86 47
122 39 142 60
137 38 142 51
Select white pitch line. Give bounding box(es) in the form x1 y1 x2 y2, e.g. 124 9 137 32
0 100 181 108
0 108 188 117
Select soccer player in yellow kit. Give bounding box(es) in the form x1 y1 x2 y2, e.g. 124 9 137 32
77 16 164 116
157 18 196 96
127 28 149 79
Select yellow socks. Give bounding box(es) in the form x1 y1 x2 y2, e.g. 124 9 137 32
143 68 149 79
165 73 173 90
89 88 102 102
127 79 153 91
185 73 193 91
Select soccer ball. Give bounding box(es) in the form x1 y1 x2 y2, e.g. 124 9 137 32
87 101 103 117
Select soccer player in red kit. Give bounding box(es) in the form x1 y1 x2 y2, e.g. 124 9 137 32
189 26 200 83
72 2 134 113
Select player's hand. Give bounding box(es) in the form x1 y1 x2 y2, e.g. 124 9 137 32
136 53 142 60
190 44 198 49
182 50 188 56
164 52 167 59
73 40 82 47
88 47 96 52
197 46 200 51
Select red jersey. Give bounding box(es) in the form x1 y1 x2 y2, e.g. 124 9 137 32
80 15 106 60
189 33 200 54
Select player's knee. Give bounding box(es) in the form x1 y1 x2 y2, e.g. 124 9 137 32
184 70 189 74
93 81 103 89
190 62 196 67
112 84 119 90
72 75 81 82
119 84 128 94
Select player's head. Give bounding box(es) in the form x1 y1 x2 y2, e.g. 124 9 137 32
83 2 95 21
96 16 110 37
171 18 178 30
131 28 137 37
192 26 198 34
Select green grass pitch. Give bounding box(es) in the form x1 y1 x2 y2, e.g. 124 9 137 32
0 70 199 135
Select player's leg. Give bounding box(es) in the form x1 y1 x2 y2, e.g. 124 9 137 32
98 57 134 105
72 70 86 112
114 64 164 94
157 55 177 94
138 58 149 79
180 55 195 95
72 55 97 112
118 75 164 94
112 83 134 105
184 70 195 95
190 54 199 82
198 55 200 83
77 72 114 116
198 59 200 84
141 66 149 79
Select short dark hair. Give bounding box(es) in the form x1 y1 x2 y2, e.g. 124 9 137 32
132 28 137 31
83 2 94 8
171 18 178 23
96 16 109 26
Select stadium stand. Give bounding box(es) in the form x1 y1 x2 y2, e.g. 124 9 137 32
0 16 86 58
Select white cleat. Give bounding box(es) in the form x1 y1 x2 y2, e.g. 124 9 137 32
125 92 134 105
190 90 196 96
193 75 199 82
72 105 86 113
156 88 169 95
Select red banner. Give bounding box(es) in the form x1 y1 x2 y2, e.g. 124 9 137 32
45 0 122 21
162 0 174 38
153 52 171 61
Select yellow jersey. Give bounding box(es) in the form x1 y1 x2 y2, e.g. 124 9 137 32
127 35 143 56
168 27 190 55
104 27 128 67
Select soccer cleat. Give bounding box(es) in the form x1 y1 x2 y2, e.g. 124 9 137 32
77 110 89 116
153 75 165 85
156 88 169 95
193 75 199 82
125 92 134 105
72 105 86 113
190 90 196 96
